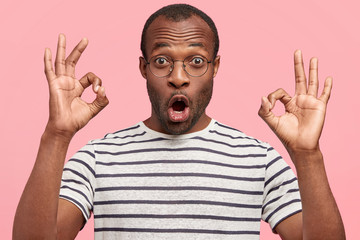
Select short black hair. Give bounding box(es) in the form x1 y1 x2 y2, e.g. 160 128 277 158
141 4 219 60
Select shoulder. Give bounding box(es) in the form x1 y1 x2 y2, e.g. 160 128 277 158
210 120 269 148
90 122 148 145
199 120 276 163
101 123 145 140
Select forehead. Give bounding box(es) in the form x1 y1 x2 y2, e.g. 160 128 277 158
145 15 214 57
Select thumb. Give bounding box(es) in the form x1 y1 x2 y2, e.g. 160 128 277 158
89 86 109 118
258 96 278 131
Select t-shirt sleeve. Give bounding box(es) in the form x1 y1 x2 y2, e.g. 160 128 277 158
261 145 302 231
59 142 96 224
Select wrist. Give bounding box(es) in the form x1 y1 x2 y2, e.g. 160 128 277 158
42 126 74 146
43 121 77 142
289 149 324 169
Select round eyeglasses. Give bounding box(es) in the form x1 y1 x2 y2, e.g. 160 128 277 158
146 55 212 77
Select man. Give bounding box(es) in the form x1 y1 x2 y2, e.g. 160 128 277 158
13 4 345 239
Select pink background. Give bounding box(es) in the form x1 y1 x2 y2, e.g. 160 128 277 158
1 0 359 239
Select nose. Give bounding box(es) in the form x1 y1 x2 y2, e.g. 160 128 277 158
168 61 190 88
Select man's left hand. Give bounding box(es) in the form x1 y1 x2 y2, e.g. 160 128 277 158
258 50 332 161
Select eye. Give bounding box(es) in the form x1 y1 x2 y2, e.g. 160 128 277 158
191 57 204 65
187 56 206 68
153 56 170 66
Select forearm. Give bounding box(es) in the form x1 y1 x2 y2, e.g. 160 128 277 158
13 130 72 239
292 150 345 240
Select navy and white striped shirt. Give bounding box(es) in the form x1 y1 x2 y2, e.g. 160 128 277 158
60 119 301 239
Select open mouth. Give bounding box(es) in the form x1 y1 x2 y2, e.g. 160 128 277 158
172 100 186 112
167 95 190 122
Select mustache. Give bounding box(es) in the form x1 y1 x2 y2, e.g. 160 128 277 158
170 90 188 98
168 91 189 105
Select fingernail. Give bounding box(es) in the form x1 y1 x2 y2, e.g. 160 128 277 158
82 37 89 44
261 97 267 108
101 87 106 97
95 85 99 92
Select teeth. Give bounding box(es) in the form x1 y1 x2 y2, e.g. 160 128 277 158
174 111 183 113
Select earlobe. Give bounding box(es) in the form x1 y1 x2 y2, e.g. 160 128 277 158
139 56 147 79
213 55 220 78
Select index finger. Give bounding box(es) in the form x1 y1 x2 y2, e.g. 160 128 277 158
79 72 102 92
319 76 333 104
294 50 307 95
65 38 88 77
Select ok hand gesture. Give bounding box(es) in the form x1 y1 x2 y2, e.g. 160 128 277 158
258 50 332 160
44 34 109 139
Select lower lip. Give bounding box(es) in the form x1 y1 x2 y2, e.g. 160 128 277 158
168 106 190 122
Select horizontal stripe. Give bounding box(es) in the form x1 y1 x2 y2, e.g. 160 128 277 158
190 136 267 149
94 227 260 235
112 125 140 135
61 178 93 195
111 131 147 139
60 185 93 210
94 214 261 222
215 121 243 132
266 156 282 170
267 147 275 152
264 166 291 187
209 130 256 141
62 178 86 186
262 188 300 212
93 200 262 209
68 158 95 177
263 195 281 213
95 186 263 195
288 188 299 193
265 199 302 222
77 150 94 158
63 168 92 187
95 147 266 159
212 122 260 143
59 194 90 219
272 209 302 230
267 177 298 195
94 137 166 147
95 172 264 182
96 159 266 169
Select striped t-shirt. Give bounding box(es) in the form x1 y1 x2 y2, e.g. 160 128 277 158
60 119 302 239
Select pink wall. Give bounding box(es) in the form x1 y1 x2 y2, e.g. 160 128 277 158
2 0 359 239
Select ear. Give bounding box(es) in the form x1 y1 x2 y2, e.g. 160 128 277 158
212 55 220 78
139 56 147 79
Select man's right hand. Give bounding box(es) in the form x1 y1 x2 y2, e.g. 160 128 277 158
13 34 109 239
44 34 109 140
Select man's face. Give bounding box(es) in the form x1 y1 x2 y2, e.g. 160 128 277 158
140 15 220 135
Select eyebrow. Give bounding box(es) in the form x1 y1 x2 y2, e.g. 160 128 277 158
151 42 170 52
188 42 204 48
155 42 170 48
152 42 205 52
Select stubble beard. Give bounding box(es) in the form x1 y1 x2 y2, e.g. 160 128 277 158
146 80 213 135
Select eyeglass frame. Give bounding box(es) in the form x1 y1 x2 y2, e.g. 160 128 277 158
145 54 213 78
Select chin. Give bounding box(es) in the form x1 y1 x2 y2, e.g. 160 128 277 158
164 122 191 135
162 118 196 135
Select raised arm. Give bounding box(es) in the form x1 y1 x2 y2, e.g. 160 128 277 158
258 50 345 239
13 34 109 239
